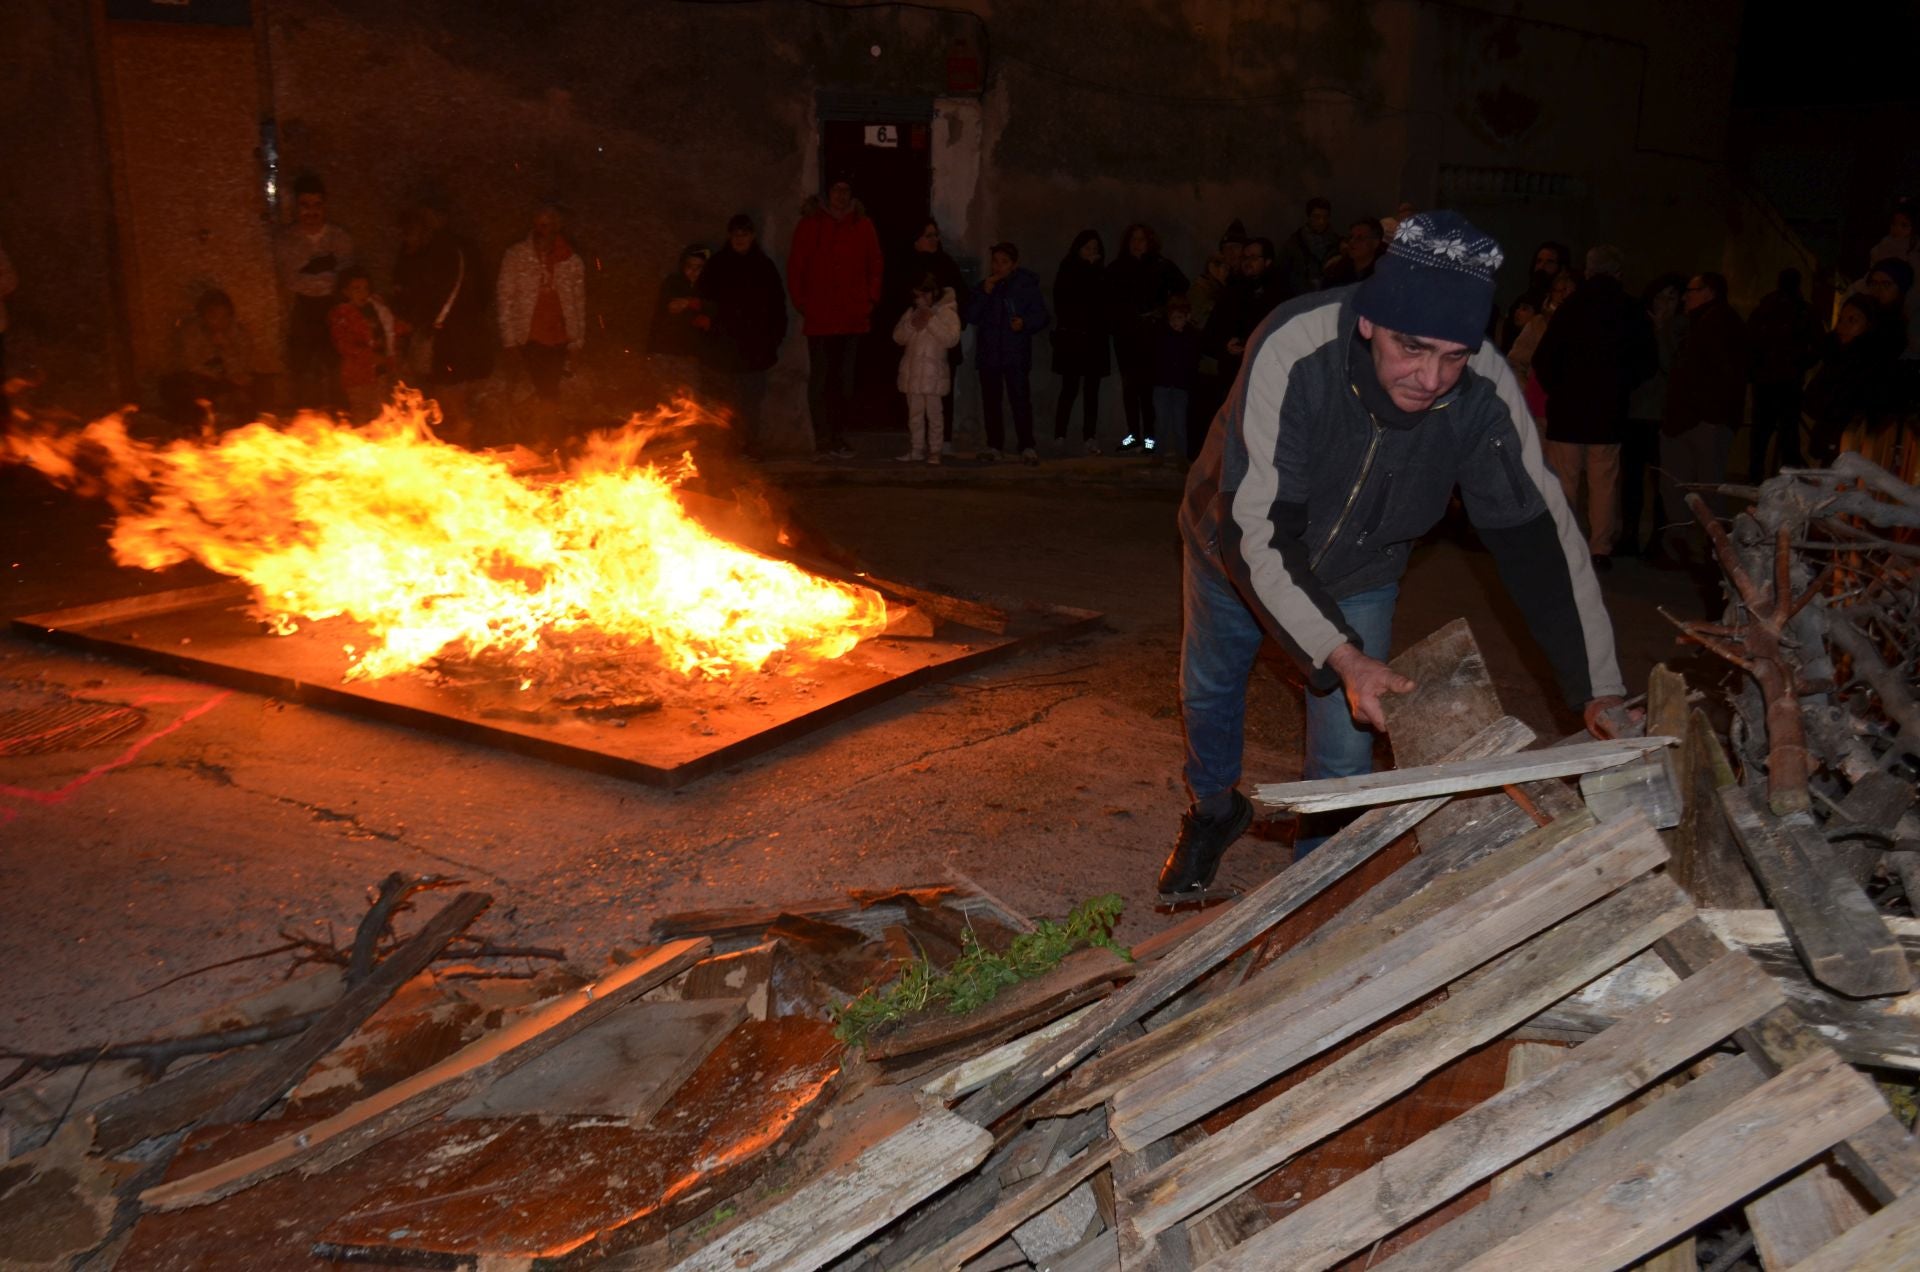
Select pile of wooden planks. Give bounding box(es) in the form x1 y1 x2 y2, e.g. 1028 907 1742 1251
5 618 1919 1270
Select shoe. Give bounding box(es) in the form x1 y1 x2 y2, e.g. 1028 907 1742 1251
1119 434 1141 452
926 455 941 466
1084 439 1102 456
982 448 1002 462
831 444 857 460
1143 437 1158 454
1157 791 1255 897
941 441 957 457
1022 447 1039 465
894 452 923 463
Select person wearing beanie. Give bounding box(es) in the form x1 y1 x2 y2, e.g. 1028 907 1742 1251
1160 210 1631 901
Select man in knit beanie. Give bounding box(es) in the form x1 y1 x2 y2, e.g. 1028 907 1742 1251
1159 210 1632 901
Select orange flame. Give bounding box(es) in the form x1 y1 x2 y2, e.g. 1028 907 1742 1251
3 394 887 681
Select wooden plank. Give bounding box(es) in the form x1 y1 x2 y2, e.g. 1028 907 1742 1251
1645 663 1688 744
672 1110 991 1272
1452 1050 1888 1272
446 997 746 1121
957 715 1539 1129
1253 736 1673 814
206 890 491 1126
1116 873 1695 1241
921 1004 1100 1102
1747 1158 1874 1270
1114 1136 1190 1272
901 1137 1120 1272
1719 785 1912 997
1783 1184 1920 1272
1037 811 1593 1121
1654 916 1920 1205
140 938 710 1211
1370 1054 1769 1272
1210 951 1782 1271
1579 749 1681 828
865 947 1134 1061
1669 708 1767 908
1109 812 1671 1150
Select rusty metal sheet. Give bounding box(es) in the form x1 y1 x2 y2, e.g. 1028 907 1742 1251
12 584 1101 788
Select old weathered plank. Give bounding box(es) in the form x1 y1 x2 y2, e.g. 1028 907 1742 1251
1114 1135 1190 1272
1645 663 1688 744
921 1004 1100 1103
1109 813 1670 1149
205 891 491 1127
446 997 746 1121
1209 952 1781 1271
900 1137 1120 1272
1667 708 1766 908
1746 1158 1874 1270
1253 737 1672 814
140 938 710 1211
1117 873 1694 1241
1369 1054 1768 1272
1782 1184 1920 1272
673 1110 992 1272
1037 811 1592 1121
1579 748 1681 828
1719 785 1912 997
1654 917 1920 1205
956 715 1538 1128
1452 1051 1888 1272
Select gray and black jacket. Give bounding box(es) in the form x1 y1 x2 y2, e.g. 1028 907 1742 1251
1179 287 1625 707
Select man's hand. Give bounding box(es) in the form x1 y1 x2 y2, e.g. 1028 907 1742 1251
1010 316 1025 332
1583 695 1643 740
1327 643 1416 732
1227 337 1246 356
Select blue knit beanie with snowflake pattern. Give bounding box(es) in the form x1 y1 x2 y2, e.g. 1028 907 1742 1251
1354 211 1504 350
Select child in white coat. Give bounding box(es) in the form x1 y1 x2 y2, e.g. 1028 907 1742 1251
892 274 962 464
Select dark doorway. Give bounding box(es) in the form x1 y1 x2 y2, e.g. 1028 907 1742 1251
820 114 934 433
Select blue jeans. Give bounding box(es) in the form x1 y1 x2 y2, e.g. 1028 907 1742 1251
1152 387 1189 457
1179 536 1397 847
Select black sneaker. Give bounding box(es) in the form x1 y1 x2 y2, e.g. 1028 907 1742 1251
1157 791 1254 897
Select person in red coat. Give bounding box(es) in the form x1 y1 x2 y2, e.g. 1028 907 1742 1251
787 179 883 459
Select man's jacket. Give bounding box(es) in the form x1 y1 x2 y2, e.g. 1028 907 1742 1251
787 209 883 337
1532 274 1659 445
1180 288 1624 707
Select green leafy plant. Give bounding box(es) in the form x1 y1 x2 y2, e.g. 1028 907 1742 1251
832 894 1130 1047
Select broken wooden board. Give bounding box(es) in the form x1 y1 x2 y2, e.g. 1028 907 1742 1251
1253 736 1673 814
1109 812 1671 1150
446 997 747 1121
1206 952 1781 1271
1448 1050 1888 1272
956 715 1539 1128
1668 707 1766 908
283 973 489 1118
1745 1157 1874 1270
0 1119 135 1272
1116 873 1695 1241
1720 786 1912 998
1783 1183 1920 1272
316 1018 841 1267
671 1110 993 1272
140 938 709 1210
1579 748 1681 828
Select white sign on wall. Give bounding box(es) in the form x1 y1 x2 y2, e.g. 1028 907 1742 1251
863 124 900 149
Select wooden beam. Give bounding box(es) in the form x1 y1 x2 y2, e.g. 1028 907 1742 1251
1208 952 1782 1271
677 1110 994 1272
1370 1054 1768 1271
1109 813 1670 1150
1117 873 1695 1241
139 938 709 1211
1654 917 1920 1205
1781 1184 1920 1272
1034 810 1594 1121
1746 1159 1873 1270
902 1137 1121 1272
954 715 1539 1129
920 1004 1101 1102
1451 1050 1888 1272
1667 708 1766 908
1253 737 1673 814
206 890 491 1126
1719 785 1912 997
1645 663 1688 744
1579 749 1681 828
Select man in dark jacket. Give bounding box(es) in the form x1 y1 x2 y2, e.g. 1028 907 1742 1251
1207 237 1286 391
788 179 883 459
1275 196 1339 301
1161 212 1630 899
965 241 1051 462
1659 272 1748 559
1531 245 1659 569
702 213 789 458
1746 268 1823 479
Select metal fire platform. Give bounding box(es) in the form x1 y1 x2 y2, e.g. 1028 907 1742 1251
13 583 1102 788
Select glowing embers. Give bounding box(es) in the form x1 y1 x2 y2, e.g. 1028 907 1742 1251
1 394 887 684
